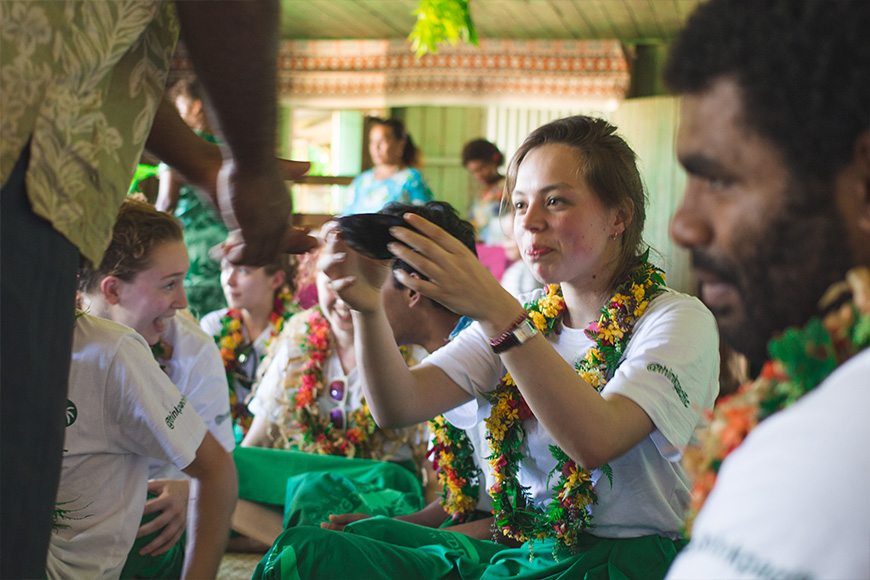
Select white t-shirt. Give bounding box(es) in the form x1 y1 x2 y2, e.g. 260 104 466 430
201 307 274 405
425 289 720 539
149 313 234 480
666 348 870 580
47 315 207 580
250 309 415 462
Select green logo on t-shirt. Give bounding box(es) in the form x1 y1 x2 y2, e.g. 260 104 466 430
647 363 689 408
65 400 77 427
165 395 188 429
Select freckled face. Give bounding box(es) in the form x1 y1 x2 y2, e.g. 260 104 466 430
511 144 621 289
114 240 189 344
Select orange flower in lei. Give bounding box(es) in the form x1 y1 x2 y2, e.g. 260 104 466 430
286 308 380 458
485 254 665 554
683 267 870 536
217 290 298 437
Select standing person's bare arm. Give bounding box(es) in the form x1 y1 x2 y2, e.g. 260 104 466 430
167 0 316 263
154 167 184 215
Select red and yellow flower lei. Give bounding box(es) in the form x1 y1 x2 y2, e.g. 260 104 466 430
683 267 870 536
280 308 380 457
486 256 665 551
217 290 297 437
428 415 481 522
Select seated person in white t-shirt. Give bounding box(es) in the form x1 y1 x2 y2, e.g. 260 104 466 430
47 313 236 579
78 198 235 576
200 252 300 444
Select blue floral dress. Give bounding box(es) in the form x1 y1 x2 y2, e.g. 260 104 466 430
342 167 434 214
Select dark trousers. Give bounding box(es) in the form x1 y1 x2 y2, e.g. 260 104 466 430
1 144 79 579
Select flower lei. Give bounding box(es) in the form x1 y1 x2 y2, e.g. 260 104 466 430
150 339 173 373
280 307 380 458
485 254 665 552
683 267 870 536
428 415 481 522
217 290 297 436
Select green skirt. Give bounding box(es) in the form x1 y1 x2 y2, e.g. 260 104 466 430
120 493 185 580
234 447 424 528
253 516 686 580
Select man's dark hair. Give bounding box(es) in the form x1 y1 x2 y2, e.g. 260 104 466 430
379 201 477 305
664 0 869 185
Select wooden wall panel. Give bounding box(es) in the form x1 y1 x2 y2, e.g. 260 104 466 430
612 96 694 294
394 106 486 215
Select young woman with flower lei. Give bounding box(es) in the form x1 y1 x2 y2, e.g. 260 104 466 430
200 254 299 442
230 262 429 551
241 268 422 460
258 116 719 580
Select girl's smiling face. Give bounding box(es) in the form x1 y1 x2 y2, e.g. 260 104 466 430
113 240 190 344
511 144 624 289
316 271 353 334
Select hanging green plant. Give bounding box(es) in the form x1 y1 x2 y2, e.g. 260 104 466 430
409 0 479 58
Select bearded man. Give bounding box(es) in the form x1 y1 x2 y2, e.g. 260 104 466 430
663 1 869 578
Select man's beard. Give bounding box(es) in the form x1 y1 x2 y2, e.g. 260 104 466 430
693 181 854 366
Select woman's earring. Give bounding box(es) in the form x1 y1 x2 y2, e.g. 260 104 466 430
610 232 618 240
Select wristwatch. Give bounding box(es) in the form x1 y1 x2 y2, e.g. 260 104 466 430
489 315 539 354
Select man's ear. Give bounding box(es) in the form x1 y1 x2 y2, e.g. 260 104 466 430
100 276 123 306
405 271 423 308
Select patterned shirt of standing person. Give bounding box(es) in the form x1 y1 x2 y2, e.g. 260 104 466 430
342 117 434 215
0 0 178 267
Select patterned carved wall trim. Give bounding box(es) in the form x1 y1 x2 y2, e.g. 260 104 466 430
170 39 629 108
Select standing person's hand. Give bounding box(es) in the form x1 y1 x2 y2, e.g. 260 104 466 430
216 158 318 264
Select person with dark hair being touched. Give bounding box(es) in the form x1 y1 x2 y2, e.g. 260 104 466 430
343 117 434 215
663 1 870 578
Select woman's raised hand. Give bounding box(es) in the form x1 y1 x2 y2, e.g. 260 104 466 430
319 221 392 314
388 213 517 324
